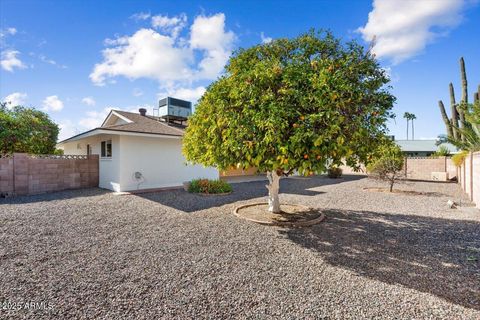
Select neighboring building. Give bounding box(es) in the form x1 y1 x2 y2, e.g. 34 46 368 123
57 99 218 192
395 139 458 157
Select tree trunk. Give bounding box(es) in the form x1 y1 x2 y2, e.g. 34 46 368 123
406 119 409 140
412 119 414 140
266 170 281 213
389 179 394 192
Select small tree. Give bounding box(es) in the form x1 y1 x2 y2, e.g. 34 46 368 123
367 143 404 192
183 30 395 212
433 145 451 156
0 103 59 154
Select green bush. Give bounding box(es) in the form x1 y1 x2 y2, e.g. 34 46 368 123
432 145 451 156
188 179 232 194
366 144 404 192
327 167 343 178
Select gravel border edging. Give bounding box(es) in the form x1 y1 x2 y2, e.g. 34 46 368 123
233 202 326 227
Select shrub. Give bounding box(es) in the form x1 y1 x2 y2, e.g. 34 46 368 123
432 145 451 156
327 167 343 178
451 150 469 167
188 179 232 194
366 144 404 192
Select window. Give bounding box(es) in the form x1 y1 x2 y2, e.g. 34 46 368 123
87 144 91 156
101 140 112 158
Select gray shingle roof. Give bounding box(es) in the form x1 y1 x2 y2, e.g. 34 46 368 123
102 110 186 137
395 140 458 153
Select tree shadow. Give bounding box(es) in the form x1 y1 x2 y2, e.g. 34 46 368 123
279 209 480 310
137 175 365 213
0 188 110 204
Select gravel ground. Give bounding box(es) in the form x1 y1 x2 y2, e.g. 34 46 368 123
1 175 479 319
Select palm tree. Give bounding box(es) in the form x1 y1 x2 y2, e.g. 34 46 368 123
403 112 416 140
403 112 410 140
410 113 417 140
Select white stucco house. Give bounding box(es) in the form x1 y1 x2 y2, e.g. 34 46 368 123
57 98 219 192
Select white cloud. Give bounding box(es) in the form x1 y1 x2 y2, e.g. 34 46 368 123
0 27 17 37
190 13 236 79
151 13 187 38
260 32 273 44
90 28 193 86
58 120 79 141
42 95 64 112
160 86 206 103
79 108 113 128
82 97 96 106
130 12 151 21
358 0 466 63
2 92 27 108
38 54 67 69
90 12 235 86
1 50 27 72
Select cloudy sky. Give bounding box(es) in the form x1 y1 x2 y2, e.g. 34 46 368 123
1 0 479 141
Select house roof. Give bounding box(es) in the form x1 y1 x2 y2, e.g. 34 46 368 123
102 110 186 136
58 109 186 144
395 140 458 153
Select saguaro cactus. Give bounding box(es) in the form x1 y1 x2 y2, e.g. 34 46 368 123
438 57 473 142
449 83 459 140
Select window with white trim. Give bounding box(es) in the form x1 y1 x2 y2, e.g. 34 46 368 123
101 140 112 158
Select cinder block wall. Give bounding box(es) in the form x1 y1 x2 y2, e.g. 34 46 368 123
0 153 99 197
340 157 456 181
403 157 454 180
459 152 480 209
0 155 14 195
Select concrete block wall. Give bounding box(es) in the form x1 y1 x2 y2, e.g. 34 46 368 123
403 157 454 180
339 157 456 181
0 155 14 196
459 152 480 209
0 153 99 197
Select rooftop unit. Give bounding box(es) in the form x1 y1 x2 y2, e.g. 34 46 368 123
155 97 192 124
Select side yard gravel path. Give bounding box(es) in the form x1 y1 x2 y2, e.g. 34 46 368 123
0 175 479 319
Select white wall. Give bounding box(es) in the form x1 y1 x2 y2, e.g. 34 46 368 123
118 135 218 191
61 134 218 192
59 134 122 192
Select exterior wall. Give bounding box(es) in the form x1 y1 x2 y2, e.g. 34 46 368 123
403 157 455 180
220 167 259 177
459 152 480 209
118 135 218 191
0 153 98 196
0 154 14 195
339 157 456 181
60 134 122 191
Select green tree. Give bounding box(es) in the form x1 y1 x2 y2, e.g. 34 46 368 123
0 102 59 154
367 143 404 192
403 112 416 140
183 30 395 213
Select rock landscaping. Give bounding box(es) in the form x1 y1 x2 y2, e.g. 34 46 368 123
0 175 479 319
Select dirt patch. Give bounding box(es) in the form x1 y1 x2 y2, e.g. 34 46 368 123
363 187 444 197
234 202 325 227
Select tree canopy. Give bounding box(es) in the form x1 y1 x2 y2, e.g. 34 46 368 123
0 103 59 154
183 30 395 177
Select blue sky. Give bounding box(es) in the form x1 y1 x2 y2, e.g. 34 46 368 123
1 0 479 141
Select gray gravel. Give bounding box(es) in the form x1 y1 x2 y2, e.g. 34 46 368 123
1 175 479 319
